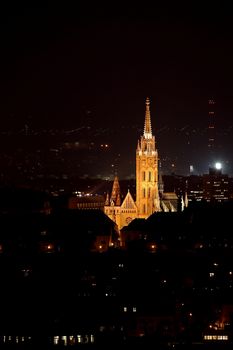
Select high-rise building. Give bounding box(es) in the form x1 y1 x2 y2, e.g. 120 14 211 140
203 167 229 202
208 99 216 159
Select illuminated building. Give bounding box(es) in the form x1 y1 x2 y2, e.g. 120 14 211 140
203 167 229 202
105 98 179 230
104 176 138 230
207 98 215 157
136 97 160 217
68 194 105 210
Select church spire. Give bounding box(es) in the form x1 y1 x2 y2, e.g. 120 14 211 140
110 176 121 205
143 97 152 139
105 192 110 206
136 97 160 217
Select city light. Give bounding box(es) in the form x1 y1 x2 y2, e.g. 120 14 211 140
215 162 222 170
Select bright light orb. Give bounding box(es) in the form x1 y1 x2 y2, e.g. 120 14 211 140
215 162 222 170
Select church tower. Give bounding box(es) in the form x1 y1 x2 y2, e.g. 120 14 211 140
136 97 160 218
110 176 121 206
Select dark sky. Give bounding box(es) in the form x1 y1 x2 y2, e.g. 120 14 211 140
0 3 233 175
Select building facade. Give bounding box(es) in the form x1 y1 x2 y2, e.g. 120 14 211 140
104 176 138 230
104 98 182 230
105 98 162 229
136 97 160 218
203 167 230 202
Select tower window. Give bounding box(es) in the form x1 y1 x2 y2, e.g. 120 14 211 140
142 171 146 181
148 171 152 182
143 204 146 214
143 188 146 198
148 188 151 198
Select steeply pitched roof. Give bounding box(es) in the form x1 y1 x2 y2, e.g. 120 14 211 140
121 190 137 210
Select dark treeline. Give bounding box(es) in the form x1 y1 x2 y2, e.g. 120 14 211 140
0 188 233 348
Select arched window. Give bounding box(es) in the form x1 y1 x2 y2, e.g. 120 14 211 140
148 188 151 198
143 204 146 214
143 188 146 198
148 171 152 182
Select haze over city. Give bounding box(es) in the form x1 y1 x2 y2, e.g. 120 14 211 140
0 3 233 180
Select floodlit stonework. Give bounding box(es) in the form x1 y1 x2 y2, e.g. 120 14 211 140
105 98 160 229
136 97 160 218
104 98 182 229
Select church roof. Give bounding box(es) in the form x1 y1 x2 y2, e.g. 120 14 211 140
110 176 121 205
121 190 137 210
162 192 178 200
161 200 177 212
72 195 105 204
160 192 178 212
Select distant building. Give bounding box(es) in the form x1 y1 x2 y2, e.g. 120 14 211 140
187 175 204 202
68 194 105 211
203 167 229 202
162 172 233 204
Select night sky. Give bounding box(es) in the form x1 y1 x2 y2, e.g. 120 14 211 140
1 3 233 177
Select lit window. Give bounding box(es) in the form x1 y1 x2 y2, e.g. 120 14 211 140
204 334 228 341
77 335 82 343
90 335 94 343
61 336 67 346
123 307 127 312
54 336 59 345
133 307 137 312
69 336 75 344
209 272 215 278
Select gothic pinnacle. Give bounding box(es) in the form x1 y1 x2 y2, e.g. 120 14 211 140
144 97 152 139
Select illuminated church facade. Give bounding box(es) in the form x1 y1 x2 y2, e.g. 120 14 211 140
104 98 180 229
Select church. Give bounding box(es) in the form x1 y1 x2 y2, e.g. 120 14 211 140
104 98 181 230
